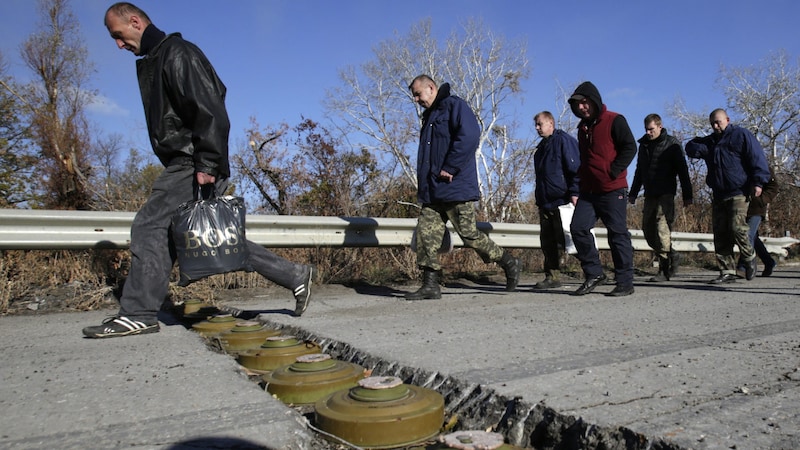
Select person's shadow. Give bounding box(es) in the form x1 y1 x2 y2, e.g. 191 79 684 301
164 437 275 449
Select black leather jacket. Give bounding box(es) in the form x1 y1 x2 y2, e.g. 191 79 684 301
136 31 230 178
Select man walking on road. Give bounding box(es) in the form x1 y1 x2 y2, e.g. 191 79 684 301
685 109 771 284
567 81 638 297
532 111 580 289
83 2 314 339
629 113 693 282
404 75 520 300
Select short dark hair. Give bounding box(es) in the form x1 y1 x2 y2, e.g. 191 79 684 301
106 2 151 24
709 108 727 120
644 113 662 126
408 74 435 90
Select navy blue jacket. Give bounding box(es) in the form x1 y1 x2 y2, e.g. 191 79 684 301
534 129 580 210
685 124 770 200
416 83 480 204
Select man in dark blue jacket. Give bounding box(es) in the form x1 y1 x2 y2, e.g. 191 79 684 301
405 75 520 300
83 2 314 338
686 109 771 284
533 111 580 289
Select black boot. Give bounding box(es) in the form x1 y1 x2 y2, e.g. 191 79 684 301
405 268 441 300
648 257 670 282
499 251 521 292
668 251 681 278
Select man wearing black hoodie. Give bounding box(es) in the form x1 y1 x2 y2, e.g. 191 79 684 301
567 81 638 296
83 2 315 339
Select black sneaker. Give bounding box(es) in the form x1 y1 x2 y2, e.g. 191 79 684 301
293 265 314 317
82 316 159 338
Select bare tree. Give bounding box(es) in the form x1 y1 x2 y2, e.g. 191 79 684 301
0 51 37 207
233 118 381 217
88 133 160 212
718 50 800 178
18 0 95 209
233 121 295 215
668 50 800 236
671 51 800 177
324 18 530 221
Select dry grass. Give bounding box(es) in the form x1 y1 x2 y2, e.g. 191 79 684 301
0 247 421 315
0 239 780 316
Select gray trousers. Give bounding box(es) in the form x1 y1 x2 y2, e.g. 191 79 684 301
118 163 306 322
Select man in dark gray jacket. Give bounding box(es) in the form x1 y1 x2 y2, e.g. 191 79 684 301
83 2 314 338
629 114 693 282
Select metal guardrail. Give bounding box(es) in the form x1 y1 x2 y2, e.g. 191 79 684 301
0 209 796 255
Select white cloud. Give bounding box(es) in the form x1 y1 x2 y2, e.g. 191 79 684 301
86 94 130 117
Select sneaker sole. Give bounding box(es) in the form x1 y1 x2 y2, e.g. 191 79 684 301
83 324 159 339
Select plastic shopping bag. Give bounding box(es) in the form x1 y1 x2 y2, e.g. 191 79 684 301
171 188 250 286
557 203 597 255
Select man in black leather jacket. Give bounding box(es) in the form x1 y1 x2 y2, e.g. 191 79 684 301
84 2 314 338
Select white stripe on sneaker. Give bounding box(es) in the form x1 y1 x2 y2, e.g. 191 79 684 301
293 266 314 317
115 317 149 331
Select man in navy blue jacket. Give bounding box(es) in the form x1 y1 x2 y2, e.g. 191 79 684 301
405 75 520 300
533 111 580 289
685 109 771 284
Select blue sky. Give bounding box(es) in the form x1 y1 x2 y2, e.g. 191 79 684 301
2 0 799 161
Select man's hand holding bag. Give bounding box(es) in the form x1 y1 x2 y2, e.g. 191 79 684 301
171 186 250 286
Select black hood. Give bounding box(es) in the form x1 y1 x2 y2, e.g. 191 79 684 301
569 81 603 120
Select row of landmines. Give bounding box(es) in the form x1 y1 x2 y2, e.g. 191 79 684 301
180 299 525 450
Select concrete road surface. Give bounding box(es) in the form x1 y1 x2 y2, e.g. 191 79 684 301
1 265 799 449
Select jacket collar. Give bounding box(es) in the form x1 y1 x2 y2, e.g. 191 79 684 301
140 24 167 57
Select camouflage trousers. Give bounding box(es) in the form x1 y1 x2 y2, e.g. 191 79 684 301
642 194 676 259
712 195 754 274
414 202 504 271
